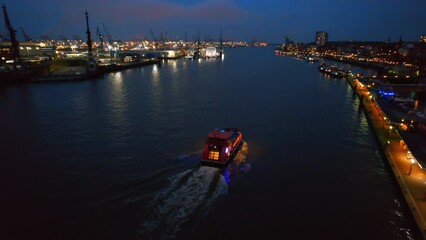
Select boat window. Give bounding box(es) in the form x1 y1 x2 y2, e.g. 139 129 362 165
207 145 222 160
208 151 220 160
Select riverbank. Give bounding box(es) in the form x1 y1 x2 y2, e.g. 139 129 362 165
347 75 426 239
1 59 160 86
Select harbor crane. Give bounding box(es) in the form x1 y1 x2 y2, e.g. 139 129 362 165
197 29 200 48
2 4 20 68
96 26 104 51
219 28 223 56
102 23 112 44
85 11 96 75
20 27 31 41
159 31 164 42
150 29 156 41
72 35 82 41
220 28 223 46
41 33 50 41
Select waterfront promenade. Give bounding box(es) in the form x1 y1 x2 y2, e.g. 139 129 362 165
349 76 426 239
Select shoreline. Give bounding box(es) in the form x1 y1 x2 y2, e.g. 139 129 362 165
346 75 426 239
1 59 161 86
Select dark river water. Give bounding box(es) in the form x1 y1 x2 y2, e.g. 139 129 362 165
0 47 422 240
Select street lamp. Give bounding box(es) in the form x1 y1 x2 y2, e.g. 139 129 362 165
388 125 393 138
408 159 415 176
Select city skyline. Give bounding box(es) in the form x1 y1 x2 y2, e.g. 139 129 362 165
2 0 426 43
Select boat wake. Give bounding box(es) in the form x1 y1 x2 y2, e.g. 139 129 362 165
138 166 227 240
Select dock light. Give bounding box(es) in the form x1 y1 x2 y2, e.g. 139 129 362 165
407 151 414 160
388 125 393 138
408 159 415 175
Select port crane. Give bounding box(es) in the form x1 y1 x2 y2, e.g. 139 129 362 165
20 27 31 41
150 29 156 41
102 23 112 45
85 11 96 75
96 26 104 51
197 29 200 48
41 33 50 41
251 33 257 47
2 4 20 68
219 28 223 56
159 31 164 42
220 29 223 46
72 35 82 41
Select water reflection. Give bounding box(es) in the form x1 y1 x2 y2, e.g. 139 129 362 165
149 64 164 121
171 60 178 73
223 141 250 183
151 64 160 83
107 72 130 142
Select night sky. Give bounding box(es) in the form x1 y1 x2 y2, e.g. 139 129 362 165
2 0 426 43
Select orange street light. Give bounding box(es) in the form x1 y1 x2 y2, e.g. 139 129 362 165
408 159 415 176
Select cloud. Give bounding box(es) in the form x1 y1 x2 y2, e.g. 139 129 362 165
89 0 247 23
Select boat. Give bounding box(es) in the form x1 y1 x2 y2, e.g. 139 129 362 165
305 56 319 62
184 54 193 60
201 128 243 167
318 63 348 78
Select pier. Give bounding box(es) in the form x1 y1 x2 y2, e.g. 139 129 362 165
347 75 426 239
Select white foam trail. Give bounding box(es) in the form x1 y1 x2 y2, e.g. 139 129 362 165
139 166 228 240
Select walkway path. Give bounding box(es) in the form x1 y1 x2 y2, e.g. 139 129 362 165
348 76 426 239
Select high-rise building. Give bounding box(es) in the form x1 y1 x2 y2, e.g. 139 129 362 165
315 31 328 46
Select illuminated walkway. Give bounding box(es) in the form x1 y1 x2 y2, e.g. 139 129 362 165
349 76 426 239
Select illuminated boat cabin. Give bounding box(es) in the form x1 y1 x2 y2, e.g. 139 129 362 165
201 128 243 166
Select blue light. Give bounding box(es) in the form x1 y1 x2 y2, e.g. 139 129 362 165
224 168 231 183
378 89 395 96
